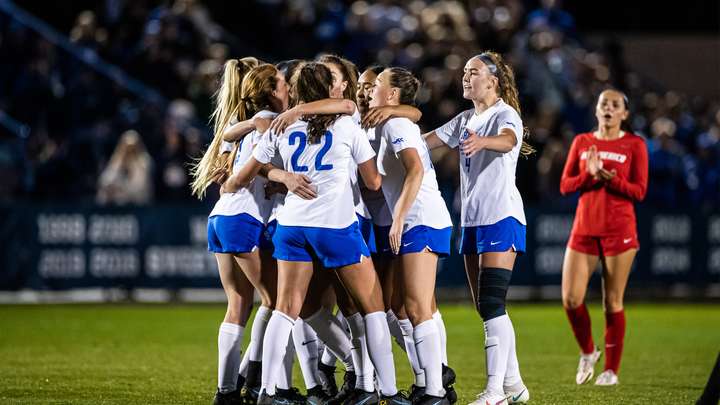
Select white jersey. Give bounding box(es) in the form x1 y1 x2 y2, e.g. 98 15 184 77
253 115 375 229
434 100 526 227
209 110 278 222
362 126 393 226
347 109 371 218
376 117 452 231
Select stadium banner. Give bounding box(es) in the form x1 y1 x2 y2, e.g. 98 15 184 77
0 204 718 293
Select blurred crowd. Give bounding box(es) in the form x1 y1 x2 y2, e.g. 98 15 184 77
0 0 718 211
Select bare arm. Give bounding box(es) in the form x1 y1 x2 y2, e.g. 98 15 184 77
460 128 518 157
222 158 264 193
362 105 422 128
264 166 318 200
222 119 256 142
269 99 357 134
358 158 381 191
422 130 446 150
388 149 424 253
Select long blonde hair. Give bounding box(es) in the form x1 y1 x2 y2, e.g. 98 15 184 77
190 57 258 199
475 51 535 156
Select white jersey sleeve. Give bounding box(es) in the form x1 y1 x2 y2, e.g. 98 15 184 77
219 141 235 154
351 126 376 165
253 131 277 164
496 107 523 144
434 109 473 149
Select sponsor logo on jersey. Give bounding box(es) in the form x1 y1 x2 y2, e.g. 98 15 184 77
580 150 627 163
392 137 404 144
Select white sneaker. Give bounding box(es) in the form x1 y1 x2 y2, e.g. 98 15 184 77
503 383 529 404
468 390 510 405
594 370 619 386
575 347 602 385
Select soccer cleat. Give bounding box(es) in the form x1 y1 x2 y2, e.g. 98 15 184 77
328 371 356 405
576 347 602 385
468 390 510 405
441 365 457 404
503 383 529 404
214 388 243 405
444 386 457 405
256 392 274 405
441 365 456 387
307 385 332 405
276 387 307 405
319 363 339 397
414 394 450 405
594 370 619 386
408 385 426 404
342 389 379 405
380 391 412 405
241 386 261 405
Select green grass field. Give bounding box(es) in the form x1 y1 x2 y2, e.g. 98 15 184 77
1 303 718 404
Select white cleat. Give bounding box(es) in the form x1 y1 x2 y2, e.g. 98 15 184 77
576 347 602 385
468 390 510 405
503 383 529 404
594 370 619 386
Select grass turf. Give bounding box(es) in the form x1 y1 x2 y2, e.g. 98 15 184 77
0 303 717 404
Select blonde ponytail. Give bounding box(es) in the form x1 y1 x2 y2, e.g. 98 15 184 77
190 57 258 199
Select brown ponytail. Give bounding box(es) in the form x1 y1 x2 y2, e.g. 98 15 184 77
295 63 340 144
476 52 535 157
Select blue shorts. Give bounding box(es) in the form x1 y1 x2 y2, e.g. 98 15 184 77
356 214 376 253
398 225 452 257
207 213 264 254
460 216 526 255
260 220 278 251
272 222 371 268
373 224 392 256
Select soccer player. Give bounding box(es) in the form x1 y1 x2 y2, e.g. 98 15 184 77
190 59 299 405
370 67 454 405
559 89 648 386
423 52 533 404
361 65 457 404
224 62 410 405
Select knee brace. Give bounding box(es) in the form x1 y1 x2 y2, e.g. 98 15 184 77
477 267 512 321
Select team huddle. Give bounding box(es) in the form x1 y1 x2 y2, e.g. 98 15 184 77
190 50 647 405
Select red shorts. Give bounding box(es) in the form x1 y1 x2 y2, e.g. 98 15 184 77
568 233 640 257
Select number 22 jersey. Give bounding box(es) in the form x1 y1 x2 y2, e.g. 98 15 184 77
253 115 376 229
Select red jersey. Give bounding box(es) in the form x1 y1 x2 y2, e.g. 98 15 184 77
560 132 648 237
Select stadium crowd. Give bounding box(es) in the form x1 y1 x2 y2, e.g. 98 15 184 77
0 0 718 210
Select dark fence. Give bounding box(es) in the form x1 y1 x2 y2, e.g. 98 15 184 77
1 204 719 298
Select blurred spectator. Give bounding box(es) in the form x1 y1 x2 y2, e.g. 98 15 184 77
97 130 153 205
0 0 717 211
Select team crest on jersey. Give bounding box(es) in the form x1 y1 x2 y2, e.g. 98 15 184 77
392 138 404 144
580 150 627 163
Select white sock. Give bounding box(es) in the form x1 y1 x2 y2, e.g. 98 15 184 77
413 319 445 397
386 310 406 351
218 322 244 393
320 346 336 367
503 315 522 387
346 312 374 392
260 311 295 396
484 314 513 394
319 310 347 367
398 318 426 387
293 319 322 389
247 306 273 363
276 334 295 390
364 311 398 396
305 308 354 371
432 310 448 366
